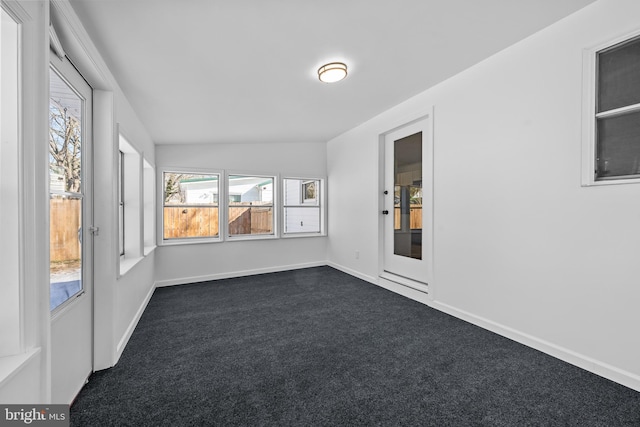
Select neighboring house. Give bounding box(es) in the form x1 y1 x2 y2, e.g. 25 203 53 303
180 178 219 204
178 176 273 204
49 166 66 193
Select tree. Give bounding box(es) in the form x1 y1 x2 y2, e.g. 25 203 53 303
49 100 82 193
164 173 186 203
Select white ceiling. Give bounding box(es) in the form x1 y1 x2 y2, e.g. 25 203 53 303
69 0 595 145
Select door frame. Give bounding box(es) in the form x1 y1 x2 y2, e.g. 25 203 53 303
378 108 434 296
49 53 94 404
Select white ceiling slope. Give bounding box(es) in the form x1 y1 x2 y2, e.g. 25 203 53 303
70 0 595 145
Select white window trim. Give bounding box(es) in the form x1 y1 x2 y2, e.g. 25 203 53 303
581 28 640 187
118 130 144 277
225 171 279 241
0 1 23 359
118 150 125 256
158 167 224 246
281 176 327 238
156 170 329 245
142 157 156 255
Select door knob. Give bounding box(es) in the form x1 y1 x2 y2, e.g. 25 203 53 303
382 210 389 215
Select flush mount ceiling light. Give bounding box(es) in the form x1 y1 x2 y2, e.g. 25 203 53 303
318 62 348 83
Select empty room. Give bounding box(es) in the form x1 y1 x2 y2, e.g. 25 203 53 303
1 0 639 425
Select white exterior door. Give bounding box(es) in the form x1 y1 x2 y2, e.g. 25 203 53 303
382 116 433 291
49 54 94 404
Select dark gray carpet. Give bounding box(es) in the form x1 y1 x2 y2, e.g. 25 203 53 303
71 266 640 426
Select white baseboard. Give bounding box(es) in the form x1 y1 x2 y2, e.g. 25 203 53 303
376 275 432 305
329 261 640 393
326 261 378 285
115 283 156 364
155 261 327 288
429 300 640 393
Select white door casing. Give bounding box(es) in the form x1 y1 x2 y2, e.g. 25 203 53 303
381 114 433 293
49 53 93 404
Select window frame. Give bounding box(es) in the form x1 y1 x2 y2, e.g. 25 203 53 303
157 170 328 245
226 172 279 241
281 176 327 238
118 150 125 256
159 167 224 245
118 130 145 276
582 29 640 186
142 158 156 255
0 3 23 358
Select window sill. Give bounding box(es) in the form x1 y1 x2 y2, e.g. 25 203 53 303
282 232 326 239
143 245 156 256
226 234 279 242
582 176 640 187
0 348 40 389
119 256 144 277
159 237 222 247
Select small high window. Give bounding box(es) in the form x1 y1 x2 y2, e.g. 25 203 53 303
593 35 640 181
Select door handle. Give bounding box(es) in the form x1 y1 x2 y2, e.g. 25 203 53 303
382 210 389 215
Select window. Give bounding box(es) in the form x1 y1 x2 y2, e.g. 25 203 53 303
118 132 144 275
227 175 275 237
49 65 85 311
118 150 124 256
586 33 640 183
117 135 154 271
163 172 220 241
282 178 325 235
143 159 155 253
159 171 325 244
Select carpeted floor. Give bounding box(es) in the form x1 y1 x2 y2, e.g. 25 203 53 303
70 266 640 426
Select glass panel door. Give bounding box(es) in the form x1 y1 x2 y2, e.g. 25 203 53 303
394 132 422 259
49 67 84 311
49 54 94 404
382 116 432 288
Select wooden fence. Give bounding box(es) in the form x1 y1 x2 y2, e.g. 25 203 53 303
228 207 273 235
163 207 219 239
52 202 274 258
163 206 273 238
53 201 418 255
394 205 422 230
50 198 81 262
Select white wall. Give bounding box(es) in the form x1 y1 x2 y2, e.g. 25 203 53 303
0 6 21 358
327 0 640 391
92 56 157 372
48 0 158 373
155 142 327 285
0 0 158 403
93 88 156 370
0 0 49 403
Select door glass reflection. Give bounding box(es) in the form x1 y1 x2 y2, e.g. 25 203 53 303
49 68 84 311
394 132 422 259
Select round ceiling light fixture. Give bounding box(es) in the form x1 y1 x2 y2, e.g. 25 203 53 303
318 62 348 83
